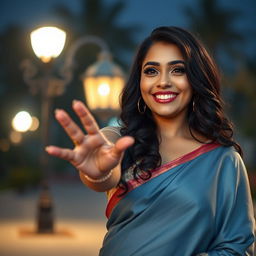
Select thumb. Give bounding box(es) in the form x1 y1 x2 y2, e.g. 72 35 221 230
111 136 135 159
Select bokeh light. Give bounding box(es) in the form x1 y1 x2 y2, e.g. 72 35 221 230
29 116 40 131
12 111 32 132
9 130 22 144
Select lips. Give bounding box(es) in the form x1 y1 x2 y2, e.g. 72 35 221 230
152 91 179 103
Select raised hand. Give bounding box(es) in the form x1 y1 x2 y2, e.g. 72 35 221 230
45 100 134 180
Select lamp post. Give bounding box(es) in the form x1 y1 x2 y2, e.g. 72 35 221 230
23 26 67 233
22 26 125 234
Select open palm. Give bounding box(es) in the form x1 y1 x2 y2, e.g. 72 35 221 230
46 100 134 179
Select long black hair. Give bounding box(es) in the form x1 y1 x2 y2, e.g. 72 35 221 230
119 26 242 194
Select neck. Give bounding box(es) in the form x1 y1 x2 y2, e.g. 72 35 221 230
153 112 191 140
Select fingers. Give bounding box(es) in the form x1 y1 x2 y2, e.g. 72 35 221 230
83 134 106 151
72 100 100 135
45 146 74 162
55 109 85 145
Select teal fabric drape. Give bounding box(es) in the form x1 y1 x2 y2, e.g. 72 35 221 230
100 146 255 256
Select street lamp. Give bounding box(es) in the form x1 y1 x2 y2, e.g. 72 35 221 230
32 26 66 234
30 26 66 63
22 26 67 234
62 35 125 123
22 26 125 234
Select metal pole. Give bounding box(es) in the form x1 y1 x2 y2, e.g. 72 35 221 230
36 62 54 233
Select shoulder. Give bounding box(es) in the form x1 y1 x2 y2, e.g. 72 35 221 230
100 126 122 144
213 146 248 184
215 146 244 167
201 145 246 181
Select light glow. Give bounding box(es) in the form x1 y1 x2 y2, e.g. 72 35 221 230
97 83 110 96
12 111 33 132
30 26 66 63
83 76 124 110
10 131 22 144
29 116 40 131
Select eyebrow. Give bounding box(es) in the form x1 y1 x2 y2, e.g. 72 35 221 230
143 60 185 68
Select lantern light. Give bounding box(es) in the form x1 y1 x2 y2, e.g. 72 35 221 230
82 52 125 111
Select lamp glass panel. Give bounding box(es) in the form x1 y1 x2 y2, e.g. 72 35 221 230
83 76 124 110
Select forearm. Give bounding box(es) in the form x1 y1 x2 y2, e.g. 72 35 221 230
79 165 121 192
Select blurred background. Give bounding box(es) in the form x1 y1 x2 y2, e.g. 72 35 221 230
0 0 255 255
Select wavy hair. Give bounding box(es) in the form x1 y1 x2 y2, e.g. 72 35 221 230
119 26 242 194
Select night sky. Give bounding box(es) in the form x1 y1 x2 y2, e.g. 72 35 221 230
1 0 255 45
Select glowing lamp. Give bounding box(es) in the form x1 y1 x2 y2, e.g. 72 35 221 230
82 52 125 111
30 26 66 63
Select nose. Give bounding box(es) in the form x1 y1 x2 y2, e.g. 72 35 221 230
158 71 171 88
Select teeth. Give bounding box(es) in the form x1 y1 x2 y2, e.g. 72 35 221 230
155 94 176 100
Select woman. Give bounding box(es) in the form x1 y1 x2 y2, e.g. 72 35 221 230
46 26 255 255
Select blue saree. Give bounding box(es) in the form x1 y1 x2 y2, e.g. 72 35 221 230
100 144 255 256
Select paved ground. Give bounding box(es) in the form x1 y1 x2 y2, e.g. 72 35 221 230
0 180 108 256
1 179 256 256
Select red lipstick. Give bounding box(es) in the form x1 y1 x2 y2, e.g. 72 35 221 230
152 91 178 103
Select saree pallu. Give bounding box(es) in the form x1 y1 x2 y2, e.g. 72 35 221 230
99 144 255 256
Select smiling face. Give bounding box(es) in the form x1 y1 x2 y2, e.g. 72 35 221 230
140 41 193 122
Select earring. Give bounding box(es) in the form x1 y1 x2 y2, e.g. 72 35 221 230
193 100 195 112
137 97 146 114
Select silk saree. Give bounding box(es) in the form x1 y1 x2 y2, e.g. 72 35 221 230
100 144 255 256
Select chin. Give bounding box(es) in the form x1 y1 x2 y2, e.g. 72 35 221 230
152 107 188 120
153 112 179 119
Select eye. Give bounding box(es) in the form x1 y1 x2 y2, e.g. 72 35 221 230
143 67 158 76
171 66 186 75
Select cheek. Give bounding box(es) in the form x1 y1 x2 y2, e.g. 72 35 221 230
176 77 193 101
173 76 189 88
176 76 192 91
140 77 152 93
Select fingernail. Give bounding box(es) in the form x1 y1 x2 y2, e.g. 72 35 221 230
72 99 80 105
54 109 62 115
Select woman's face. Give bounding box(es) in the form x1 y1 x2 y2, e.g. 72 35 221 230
140 41 193 121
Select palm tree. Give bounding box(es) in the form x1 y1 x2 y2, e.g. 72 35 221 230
184 0 243 61
53 0 140 68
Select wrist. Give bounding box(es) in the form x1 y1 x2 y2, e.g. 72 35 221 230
83 170 113 183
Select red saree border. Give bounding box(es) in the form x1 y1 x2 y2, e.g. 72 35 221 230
105 142 221 218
